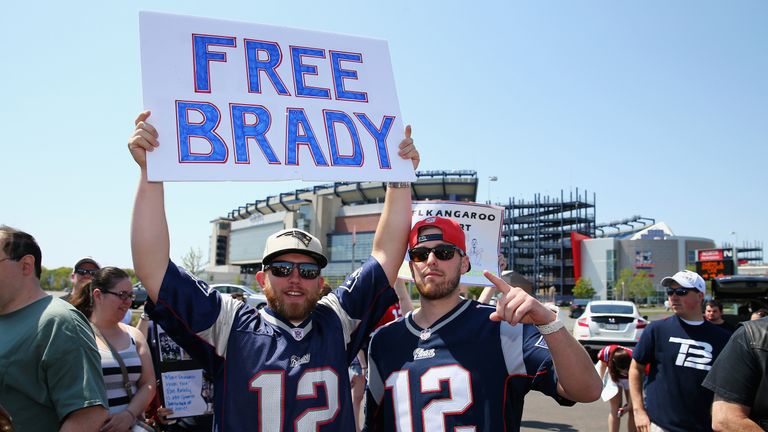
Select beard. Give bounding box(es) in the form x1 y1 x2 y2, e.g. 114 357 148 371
414 261 462 301
263 282 322 322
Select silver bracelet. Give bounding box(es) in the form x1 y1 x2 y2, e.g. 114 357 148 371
535 319 564 335
386 182 411 189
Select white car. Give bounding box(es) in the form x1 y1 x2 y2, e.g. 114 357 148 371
572 300 648 348
210 284 268 309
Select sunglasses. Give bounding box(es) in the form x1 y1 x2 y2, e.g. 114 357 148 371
265 261 321 280
666 288 696 297
74 268 98 276
408 245 464 263
102 290 136 301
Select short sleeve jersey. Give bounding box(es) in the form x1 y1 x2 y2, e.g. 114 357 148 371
702 320 768 428
632 315 731 432
365 300 572 432
0 296 107 431
147 257 396 432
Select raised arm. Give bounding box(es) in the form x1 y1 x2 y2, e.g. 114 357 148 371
484 271 601 403
128 111 168 302
370 125 419 285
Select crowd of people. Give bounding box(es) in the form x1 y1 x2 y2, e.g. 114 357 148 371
0 113 766 432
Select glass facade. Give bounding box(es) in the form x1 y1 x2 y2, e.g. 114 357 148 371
328 232 374 262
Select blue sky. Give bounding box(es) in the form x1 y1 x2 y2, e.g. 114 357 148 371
2 1 766 269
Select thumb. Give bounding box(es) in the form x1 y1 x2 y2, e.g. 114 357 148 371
404 124 412 140
483 270 510 294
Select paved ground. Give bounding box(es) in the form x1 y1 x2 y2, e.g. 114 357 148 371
521 390 620 432
518 307 671 431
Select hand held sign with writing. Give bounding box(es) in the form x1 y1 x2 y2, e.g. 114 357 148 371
399 201 504 286
162 370 209 418
139 12 414 182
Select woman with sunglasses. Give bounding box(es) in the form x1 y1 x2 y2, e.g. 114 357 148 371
72 267 156 432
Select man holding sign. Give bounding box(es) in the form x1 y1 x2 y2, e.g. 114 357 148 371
364 216 601 431
128 112 419 431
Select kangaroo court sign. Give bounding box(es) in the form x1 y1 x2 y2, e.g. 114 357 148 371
139 12 414 183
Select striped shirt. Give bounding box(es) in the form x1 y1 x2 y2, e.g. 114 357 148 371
99 337 142 414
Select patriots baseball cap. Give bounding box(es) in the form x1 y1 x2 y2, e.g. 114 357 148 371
408 216 467 254
262 229 328 268
661 270 705 293
73 256 100 270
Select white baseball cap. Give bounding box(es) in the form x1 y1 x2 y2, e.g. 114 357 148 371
661 270 705 293
262 229 327 268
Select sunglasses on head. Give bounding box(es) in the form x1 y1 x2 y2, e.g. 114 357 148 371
408 244 464 263
666 287 696 296
102 290 136 301
74 268 98 276
265 261 321 280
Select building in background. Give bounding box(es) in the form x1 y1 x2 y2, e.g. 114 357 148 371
203 171 763 299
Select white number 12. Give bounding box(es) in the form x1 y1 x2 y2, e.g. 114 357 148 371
385 364 475 432
249 368 339 431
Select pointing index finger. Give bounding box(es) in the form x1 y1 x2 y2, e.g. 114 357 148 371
483 270 510 294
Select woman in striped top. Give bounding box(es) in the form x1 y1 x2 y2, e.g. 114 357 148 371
79 267 156 432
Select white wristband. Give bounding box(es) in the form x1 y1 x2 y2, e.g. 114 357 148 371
535 319 564 335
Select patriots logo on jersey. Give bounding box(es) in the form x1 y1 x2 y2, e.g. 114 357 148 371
534 335 549 349
413 348 436 360
183 269 213 296
340 267 362 292
290 354 311 367
291 328 305 340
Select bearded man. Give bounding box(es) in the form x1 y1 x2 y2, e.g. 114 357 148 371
128 111 419 431
364 216 601 431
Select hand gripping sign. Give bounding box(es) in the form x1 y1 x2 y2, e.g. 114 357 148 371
139 12 414 183
399 201 505 286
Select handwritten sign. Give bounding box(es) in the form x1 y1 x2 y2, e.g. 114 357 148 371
161 370 210 418
398 201 504 286
139 12 413 183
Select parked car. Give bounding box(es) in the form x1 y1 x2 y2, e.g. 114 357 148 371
132 282 148 309
572 300 648 349
568 299 590 318
210 284 268 309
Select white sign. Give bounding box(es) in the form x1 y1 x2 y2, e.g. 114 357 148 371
399 201 504 286
139 12 414 183
161 369 212 418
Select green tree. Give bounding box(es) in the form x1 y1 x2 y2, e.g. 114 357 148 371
41 267 73 290
615 268 634 300
181 247 206 276
628 269 655 301
572 277 595 299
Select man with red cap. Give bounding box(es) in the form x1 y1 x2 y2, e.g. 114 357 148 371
364 216 601 431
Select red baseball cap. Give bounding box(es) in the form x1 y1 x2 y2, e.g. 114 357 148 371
408 216 467 254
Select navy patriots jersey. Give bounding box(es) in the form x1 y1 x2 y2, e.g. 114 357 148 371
146 257 396 432
364 300 573 432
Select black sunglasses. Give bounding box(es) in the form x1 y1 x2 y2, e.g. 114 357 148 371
74 268 98 276
408 245 464 263
102 290 136 301
265 261 321 280
666 288 695 297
